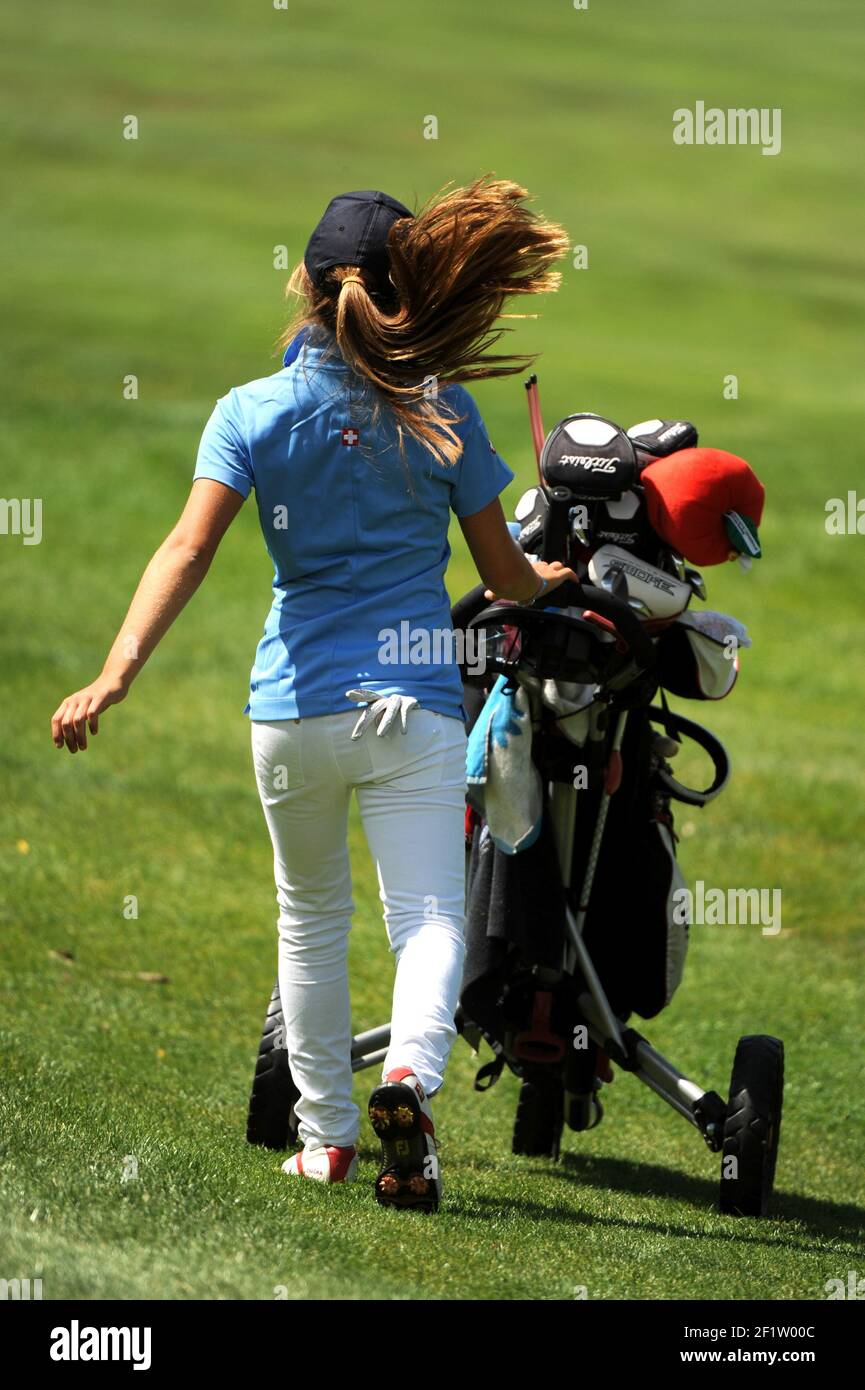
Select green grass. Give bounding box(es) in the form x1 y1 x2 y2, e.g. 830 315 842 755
1 0 863 1300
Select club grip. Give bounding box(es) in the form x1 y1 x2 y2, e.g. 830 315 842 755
450 583 490 630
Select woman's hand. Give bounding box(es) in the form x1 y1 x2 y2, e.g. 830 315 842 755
52 676 129 753
48 479 245 756
484 559 579 603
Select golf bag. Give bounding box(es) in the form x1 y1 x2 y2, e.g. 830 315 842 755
454 404 733 1126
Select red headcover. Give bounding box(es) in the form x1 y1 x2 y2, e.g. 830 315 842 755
640 447 765 566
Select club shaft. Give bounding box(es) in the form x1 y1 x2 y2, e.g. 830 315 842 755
572 710 628 936
525 376 545 477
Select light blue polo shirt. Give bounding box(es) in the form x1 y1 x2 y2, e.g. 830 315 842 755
193 331 514 722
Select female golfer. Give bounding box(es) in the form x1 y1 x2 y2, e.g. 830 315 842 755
51 178 576 1210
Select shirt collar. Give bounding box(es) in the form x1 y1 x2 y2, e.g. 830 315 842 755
284 325 348 372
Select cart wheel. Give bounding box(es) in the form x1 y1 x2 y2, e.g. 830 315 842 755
719 1034 784 1216
246 981 301 1150
512 1071 564 1159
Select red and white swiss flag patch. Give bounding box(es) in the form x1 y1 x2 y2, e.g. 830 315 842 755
341 427 360 447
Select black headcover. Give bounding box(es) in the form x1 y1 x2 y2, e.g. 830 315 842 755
512 486 548 554
540 414 638 502
626 417 698 463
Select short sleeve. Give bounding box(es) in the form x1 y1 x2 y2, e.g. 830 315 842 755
449 395 515 517
194 391 253 499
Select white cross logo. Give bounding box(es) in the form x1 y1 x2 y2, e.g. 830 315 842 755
341 428 359 447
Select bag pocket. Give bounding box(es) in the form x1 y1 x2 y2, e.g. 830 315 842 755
656 819 689 1007
585 804 690 1021
628 815 689 1018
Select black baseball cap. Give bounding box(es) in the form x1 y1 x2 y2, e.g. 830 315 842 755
304 190 413 291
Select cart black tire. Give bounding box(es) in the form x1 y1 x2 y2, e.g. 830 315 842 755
719 1034 784 1217
512 1071 564 1159
246 981 300 1151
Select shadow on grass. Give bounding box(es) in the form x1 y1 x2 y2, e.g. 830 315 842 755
460 1191 862 1259
457 1151 863 1256
338 1134 865 1256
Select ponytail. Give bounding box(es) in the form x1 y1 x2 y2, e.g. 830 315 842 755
280 177 568 467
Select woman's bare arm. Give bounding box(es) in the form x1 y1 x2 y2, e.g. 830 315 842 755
51 479 245 753
458 496 577 601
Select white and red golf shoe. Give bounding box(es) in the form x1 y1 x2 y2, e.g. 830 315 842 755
281 1143 358 1184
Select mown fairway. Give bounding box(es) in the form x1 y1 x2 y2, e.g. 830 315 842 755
1 0 863 1299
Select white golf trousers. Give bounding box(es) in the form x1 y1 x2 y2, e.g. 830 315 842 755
251 708 468 1151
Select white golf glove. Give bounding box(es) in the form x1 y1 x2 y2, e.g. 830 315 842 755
346 689 420 739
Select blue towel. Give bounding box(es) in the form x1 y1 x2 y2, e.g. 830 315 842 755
466 675 542 855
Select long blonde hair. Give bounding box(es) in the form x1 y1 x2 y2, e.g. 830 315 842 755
280 177 568 466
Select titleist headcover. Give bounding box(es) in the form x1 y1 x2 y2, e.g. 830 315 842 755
540 414 638 502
